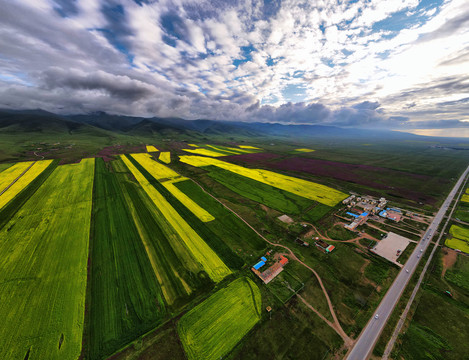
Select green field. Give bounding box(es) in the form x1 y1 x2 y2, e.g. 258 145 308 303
125 155 244 271
394 251 469 360
113 158 215 308
203 165 331 221
87 158 166 360
174 179 265 255
0 159 94 360
178 277 262 360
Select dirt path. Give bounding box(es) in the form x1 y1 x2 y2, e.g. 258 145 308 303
188 178 353 348
0 161 36 196
442 249 458 277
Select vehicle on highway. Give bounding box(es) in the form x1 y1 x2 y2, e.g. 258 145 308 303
374 314 379 319
420 249 423 252
417 254 420 258
405 269 409 273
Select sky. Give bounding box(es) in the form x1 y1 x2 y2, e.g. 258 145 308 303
0 0 468 135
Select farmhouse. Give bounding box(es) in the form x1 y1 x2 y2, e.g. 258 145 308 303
315 240 335 253
252 254 289 284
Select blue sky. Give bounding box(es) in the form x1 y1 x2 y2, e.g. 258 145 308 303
0 0 468 135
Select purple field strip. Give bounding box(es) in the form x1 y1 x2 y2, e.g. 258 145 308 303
224 154 436 204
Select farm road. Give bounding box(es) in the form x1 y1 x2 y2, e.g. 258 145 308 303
187 177 352 348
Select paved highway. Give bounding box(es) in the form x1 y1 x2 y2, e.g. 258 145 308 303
347 165 469 360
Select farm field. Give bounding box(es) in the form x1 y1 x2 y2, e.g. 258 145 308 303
179 155 347 206
131 153 214 222
0 159 52 209
229 154 440 205
146 145 158 152
112 158 214 308
159 151 171 163
183 147 229 157
87 158 166 360
461 194 469 202
203 165 331 221
0 158 94 360
174 179 266 256
294 148 315 152
178 277 261 360
445 224 469 252
393 250 469 360
121 155 232 282
0 160 34 191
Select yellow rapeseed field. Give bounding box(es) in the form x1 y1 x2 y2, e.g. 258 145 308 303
295 148 315 152
0 160 53 209
131 153 214 222
179 155 347 206
121 155 229 281
461 194 469 203
146 145 158 152
182 148 227 157
159 151 171 164
0 161 34 192
188 143 199 147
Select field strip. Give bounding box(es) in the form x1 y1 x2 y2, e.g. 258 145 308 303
0 160 34 194
182 148 228 157
87 158 166 359
159 151 171 164
183 176 350 344
113 158 206 305
178 277 261 360
0 160 53 209
121 155 230 282
131 153 214 222
146 145 158 152
179 155 347 206
0 158 94 360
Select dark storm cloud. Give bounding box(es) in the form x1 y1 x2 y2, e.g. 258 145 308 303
40 68 154 101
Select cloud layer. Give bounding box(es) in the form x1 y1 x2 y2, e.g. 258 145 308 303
0 0 468 130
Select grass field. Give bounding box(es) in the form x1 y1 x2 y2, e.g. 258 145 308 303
121 155 231 282
394 250 469 360
0 162 12 172
445 254 469 291
179 155 347 206
159 151 171 163
178 277 261 360
0 160 52 209
146 145 158 152
87 158 166 360
0 159 94 360
132 153 214 222
0 160 34 191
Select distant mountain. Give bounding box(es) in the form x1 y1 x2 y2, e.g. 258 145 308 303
0 109 94 134
0 108 437 141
